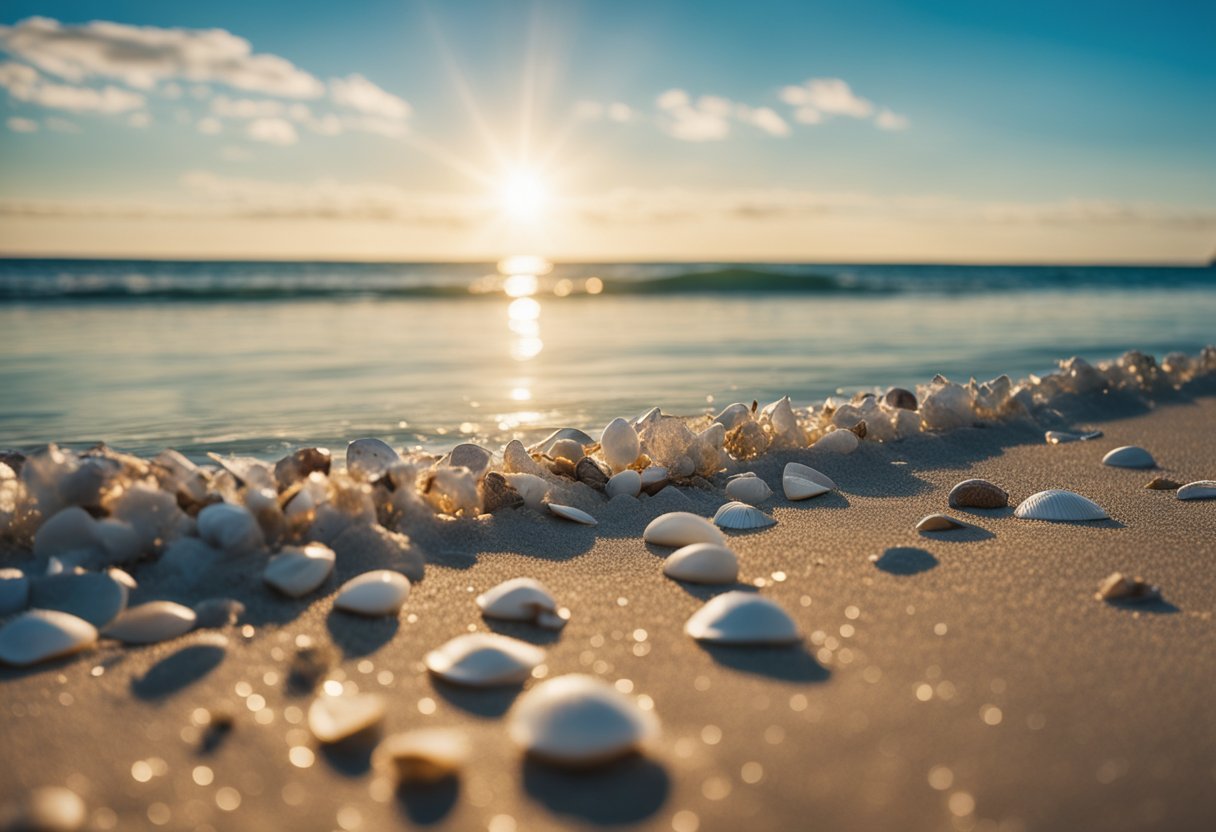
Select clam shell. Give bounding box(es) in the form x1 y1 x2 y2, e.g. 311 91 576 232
948 479 1009 509
725 475 772 505
684 591 799 645
1014 489 1108 522
663 543 738 584
28 571 129 628
197 502 264 554
1177 481 1216 500
883 387 918 411
548 438 585 464
0 568 30 617
547 503 597 526
784 462 837 491
812 429 859 454
1145 476 1182 490
103 601 197 644
712 501 776 530
1102 446 1156 469
508 674 658 766
504 473 548 510
916 514 967 532
643 512 726 548
308 692 386 743
640 466 670 492
446 443 493 479
333 570 410 616
600 418 641 473
528 428 594 457
0 609 97 667
345 438 401 480
263 543 336 598
475 578 557 622
605 470 642 499
424 633 545 686
373 729 470 784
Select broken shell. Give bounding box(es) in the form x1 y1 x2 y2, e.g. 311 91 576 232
103 601 197 644
308 692 386 743
712 501 776 530
1102 446 1156 469
812 429 859 454
503 473 548 510
1177 481 1216 500
508 674 658 766
346 438 401 480
574 457 609 489
883 387 918 411
333 570 410 616
684 591 799 645
28 571 129 628
373 729 470 784
948 479 1009 509
475 578 558 623
662 543 739 584
0 609 97 667
600 418 640 473
547 503 598 525
1095 572 1161 603
263 543 336 598
605 470 641 499
0 568 30 617
197 502 264 555
915 514 967 532
424 633 545 686
724 475 772 505
1014 489 1108 522
643 512 726 548
481 472 525 511
1144 476 1182 490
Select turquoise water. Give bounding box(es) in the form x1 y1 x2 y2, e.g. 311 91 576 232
1 260 1213 458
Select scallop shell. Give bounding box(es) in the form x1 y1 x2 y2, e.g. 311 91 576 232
102 601 197 645
662 543 738 584
812 429 859 454
712 501 776 530
0 609 97 667
1177 481 1216 500
600 418 640 473
948 479 1009 509
684 591 799 645
333 570 410 616
725 475 772 505
547 503 597 526
0 568 30 617
508 674 658 766
605 469 641 499
263 543 336 598
197 502 264 554
915 514 967 532
424 633 545 686
1014 490 1108 522
1102 446 1156 469
28 570 129 628
373 729 470 784
643 512 726 548
308 692 386 743
345 437 401 480
475 578 558 623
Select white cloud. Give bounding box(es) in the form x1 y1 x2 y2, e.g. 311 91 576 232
875 108 910 131
197 116 222 135
247 117 297 145
1 59 145 113
329 73 410 120
7 116 37 132
737 105 790 137
44 116 79 133
211 94 285 119
780 78 908 132
656 88 789 141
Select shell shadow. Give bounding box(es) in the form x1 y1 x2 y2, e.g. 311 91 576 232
953 506 1014 520
1103 597 1180 615
326 610 400 657
429 678 520 718
483 619 565 645
131 642 226 700
917 525 995 543
396 777 460 825
522 755 669 825
872 547 939 575
699 643 830 682
780 492 851 511
673 582 756 602
318 730 380 777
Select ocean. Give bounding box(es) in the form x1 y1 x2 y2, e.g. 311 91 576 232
1 258 1213 459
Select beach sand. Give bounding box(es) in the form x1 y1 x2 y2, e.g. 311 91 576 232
2 394 1215 832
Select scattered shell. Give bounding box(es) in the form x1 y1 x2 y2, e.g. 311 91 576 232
263 543 336 598
662 543 739 584
948 479 1009 509
1095 572 1162 603
605 470 641 499
103 601 197 644
476 578 558 623
0 568 30 617
424 633 545 686
547 503 598 526
193 597 246 629
1014 489 1108 522
784 462 837 490
346 438 401 480
1144 476 1182 490
1102 446 1156 469
508 674 658 766
481 472 525 511
308 692 386 743
812 429 859 454
373 729 470 784
197 502 264 554
0 610 97 667
643 512 726 548
916 514 967 532
528 428 594 457
1044 430 1102 444
4 785 87 832
28 571 129 628
684 591 800 645
1177 481 1216 500
446 444 493 479
600 418 640 473
574 457 609 490
639 466 670 493
725 475 773 504
333 570 410 617
712 501 776 530
883 387 918 411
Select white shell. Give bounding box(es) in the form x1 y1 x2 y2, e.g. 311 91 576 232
684 591 800 644
373 729 470 784
663 543 738 584
528 428 595 457
712 501 776 530
605 470 642 499
548 438 585 463
639 466 669 490
28 571 129 628
476 578 557 622
713 402 752 430
1045 430 1100 444
1014 490 1109 522
1177 481 1216 500
197 502 263 554
103 601 197 644
446 443 493 479
508 674 658 766
308 692 386 743
263 543 336 597
1102 446 1156 469
783 462 837 491
32 506 100 560
504 473 548 510
812 429 859 454
333 570 410 616
424 633 545 686
600 418 640 473
547 503 597 526
725 475 772 504
643 512 726 548
0 568 30 617
0 609 97 667
346 437 401 479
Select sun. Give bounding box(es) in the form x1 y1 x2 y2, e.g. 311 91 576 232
497 168 549 222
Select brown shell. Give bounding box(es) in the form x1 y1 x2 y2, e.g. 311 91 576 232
1144 476 1182 490
480 472 524 512
883 387 919 411
947 479 1009 509
274 447 332 490
1095 572 1161 603
915 513 966 532
575 457 609 490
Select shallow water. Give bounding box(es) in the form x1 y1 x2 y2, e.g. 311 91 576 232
1 260 1213 458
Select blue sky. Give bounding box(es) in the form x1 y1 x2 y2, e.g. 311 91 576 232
1 0 1213 261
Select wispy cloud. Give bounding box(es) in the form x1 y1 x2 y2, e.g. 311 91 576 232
247 118 298 146
329 74 411 120
780 78 909 131
0 59 144 113
654 89 790 141
6 115 37 132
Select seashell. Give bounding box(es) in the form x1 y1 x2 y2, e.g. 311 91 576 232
0 568 30 616
508 674 658 766
1044 430 1101 445
547 503 597 526
476 578 558 623
481 472 525 511
29 571 129 628
422 466 482 516
812 429 859 454
1095 572 1161 603
0 609 97 667
503 473 548 510
373 728 470 784
197 502 264 555
1144 476 1181 490
713 402 753 431
1014 489 1108 522
639 466 669 492
345 438 401 480
883 387 918 411
32 506 99 561
1177 481 1216 500
915 514 967 532
5 785 87 832
548 438 586 464
605 469 641 499
424 632 545 686
1102 446 1156 469
334 570 410 616
782 474 830 501
724 420 768 460
643 512 726 548
263 543 336 597
575 457 609 489
193 597 246 629
725 475 772 505
446 444 493 479
948 479 1008 509
784 462 837 491
633 406 663 429
760 396 802 446
274 447 332 490
207 452 275 489
502 440 550 478
712 501 776 530
663 543 738 584
528 428 594 457
684 591 799 645
600 418 641 473
103 601 197 644
308 692 386 743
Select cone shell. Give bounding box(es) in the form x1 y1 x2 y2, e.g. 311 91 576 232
1102 446 1156 469
684 591 799 645
712 501 776 530
1014 489 1108 522
948 479 1008 509
662 543 739 584
643 512 726 548
424 633 544 686
0 609 97 667
333 570 410 616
